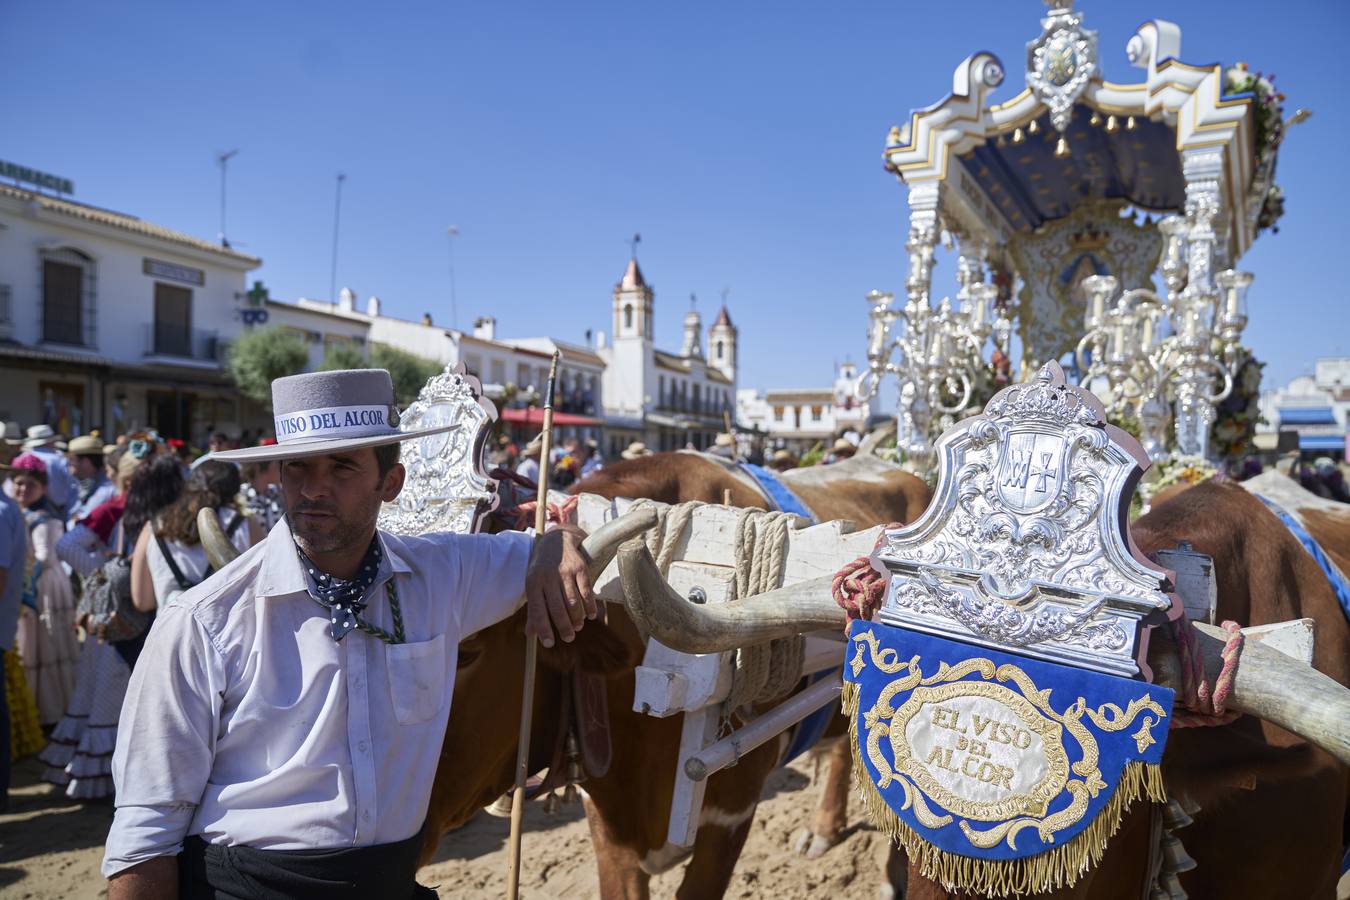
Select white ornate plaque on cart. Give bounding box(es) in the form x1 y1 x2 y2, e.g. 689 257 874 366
377 362 500 537
874 362 1174 676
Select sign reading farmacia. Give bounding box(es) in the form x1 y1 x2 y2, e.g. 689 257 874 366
0 160 74 194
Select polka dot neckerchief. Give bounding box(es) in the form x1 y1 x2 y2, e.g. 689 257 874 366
296 538 405 645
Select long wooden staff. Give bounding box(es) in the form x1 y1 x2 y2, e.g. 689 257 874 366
506 349 561 899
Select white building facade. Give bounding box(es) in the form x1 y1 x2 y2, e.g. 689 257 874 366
1258 357 1350 459
0 183 260 442
596 258 737 457
252 296 607 446
737 362 877 451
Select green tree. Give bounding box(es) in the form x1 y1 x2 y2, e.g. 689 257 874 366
370 344 443 406
320 341 367 371
227 326 309 411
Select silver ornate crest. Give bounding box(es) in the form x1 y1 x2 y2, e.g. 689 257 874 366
1025 0 1098 135
874 363 1173 676
377 362 500 537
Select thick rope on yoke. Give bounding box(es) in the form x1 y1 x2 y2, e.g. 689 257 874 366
832 523 905 623
727 509 800 713
1169 617 1244 728
625 500 807 717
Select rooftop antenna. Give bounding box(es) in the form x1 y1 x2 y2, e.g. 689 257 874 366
216 149 239 247
447 225 460 329
329 173 346 303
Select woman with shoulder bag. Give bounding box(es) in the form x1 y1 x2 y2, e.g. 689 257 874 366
41 450 182 798
132 461 251 615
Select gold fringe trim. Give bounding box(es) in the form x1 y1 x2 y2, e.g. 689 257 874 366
841 681 1166 897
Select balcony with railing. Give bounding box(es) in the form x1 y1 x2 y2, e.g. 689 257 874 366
143 323 223 366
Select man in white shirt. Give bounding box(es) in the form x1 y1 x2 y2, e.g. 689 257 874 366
104 369 595 899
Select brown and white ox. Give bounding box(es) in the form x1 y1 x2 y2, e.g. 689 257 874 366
423 450 932 896
617 479 1350 899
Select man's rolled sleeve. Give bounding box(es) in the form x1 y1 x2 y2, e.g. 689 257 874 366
102 604 226 877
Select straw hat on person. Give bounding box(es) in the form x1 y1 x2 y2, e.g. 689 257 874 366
714 433 734 448
521 435 544 459
621 441 651 460
67 435 104 456
211 369 457 463
831 438 856 454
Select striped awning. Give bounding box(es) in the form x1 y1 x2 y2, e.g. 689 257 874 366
1279 407 1337 425
1298 434 1346 452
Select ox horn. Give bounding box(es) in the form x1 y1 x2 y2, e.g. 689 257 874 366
200 507 242 571
1149 623 1350 766
616 540 842 651
617 541 1350 765
580 507 659 580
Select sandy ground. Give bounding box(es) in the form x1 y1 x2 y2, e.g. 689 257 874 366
1 753 888 899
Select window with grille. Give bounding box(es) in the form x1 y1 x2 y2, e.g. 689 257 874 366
154 282 192 356
43 260 84 345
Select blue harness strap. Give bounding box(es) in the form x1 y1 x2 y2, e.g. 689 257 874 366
1256 494 1350 624
780 668 842 766
739 463 816 522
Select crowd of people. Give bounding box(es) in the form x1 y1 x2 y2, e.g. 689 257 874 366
491 429 865 490
0 424 281 810
0 415 866 814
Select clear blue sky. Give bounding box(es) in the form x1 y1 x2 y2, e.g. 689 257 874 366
4 1 1347 397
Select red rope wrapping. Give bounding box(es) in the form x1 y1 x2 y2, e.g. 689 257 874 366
1168 617 1245 728
832 523 905 623
489 466 538 493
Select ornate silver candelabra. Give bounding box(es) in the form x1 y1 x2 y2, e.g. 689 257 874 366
1074 214 1252 461
855 275 1010 472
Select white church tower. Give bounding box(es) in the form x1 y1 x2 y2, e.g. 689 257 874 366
681 295 703 359
709 305 737 383
603 256 655 423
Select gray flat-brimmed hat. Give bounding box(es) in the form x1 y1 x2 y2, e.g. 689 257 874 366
212 369 456 464
9 424 60 449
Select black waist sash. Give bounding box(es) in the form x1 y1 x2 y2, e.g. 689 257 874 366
179 828 436 900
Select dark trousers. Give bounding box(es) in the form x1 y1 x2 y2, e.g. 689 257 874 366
179 830 436 900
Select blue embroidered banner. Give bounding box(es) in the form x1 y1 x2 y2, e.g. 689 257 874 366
844 620 1173 895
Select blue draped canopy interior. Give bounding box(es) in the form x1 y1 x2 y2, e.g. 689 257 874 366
958 104 1187 233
